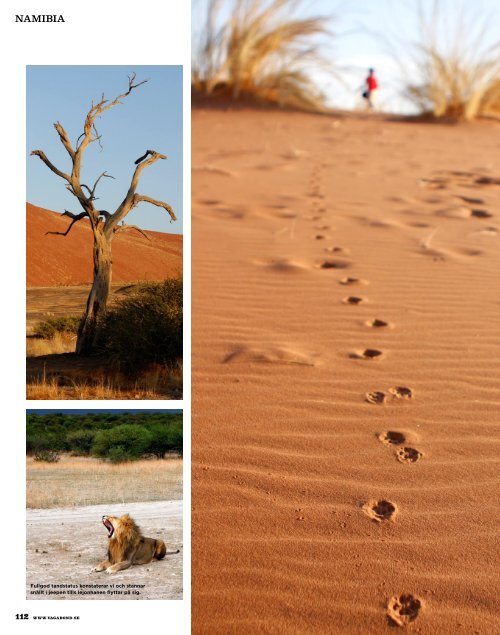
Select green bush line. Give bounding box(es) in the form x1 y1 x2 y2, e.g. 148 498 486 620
26 413 183 462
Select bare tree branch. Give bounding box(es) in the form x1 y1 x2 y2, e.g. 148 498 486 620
46 211 88 237
72 75 149 186
114 223 151 240
90 74 148 121
127 151 167 197
61 210 86 220
92 171 114 193
91 123 103 150
81 172 115 200
134 149 164 165
105 150 169 230
83 76 148 137
54 122 75 159
30 150 71 183
133 194 177 222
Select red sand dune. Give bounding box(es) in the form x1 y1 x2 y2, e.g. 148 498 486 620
26 203 182 287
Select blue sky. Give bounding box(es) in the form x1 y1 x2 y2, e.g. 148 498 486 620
27 66 183 234
192 0 500 113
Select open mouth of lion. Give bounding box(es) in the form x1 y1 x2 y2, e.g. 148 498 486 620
102 517 114 538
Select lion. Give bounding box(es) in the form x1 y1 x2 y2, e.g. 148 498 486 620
94 514 179 574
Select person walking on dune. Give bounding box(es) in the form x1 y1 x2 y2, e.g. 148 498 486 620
362 68 378 110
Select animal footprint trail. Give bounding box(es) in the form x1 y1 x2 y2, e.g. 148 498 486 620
389 386 413 399
366 391 388 405
470 209 493 219
387 594 423 627
422 169 500 191
350 348 384 361
378 431 406 446
362 500 398 523
378 431 423 463
396 447 422 464
475 175 500 186
435 206 493 220
339 277 368 286
342 296 366 305
307 161 327 209
317 260 351 270
365 386 414 405
365 318 391 328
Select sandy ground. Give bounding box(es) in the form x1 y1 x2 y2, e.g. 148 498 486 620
27 500 182 601
192 108 500 633
26 284 135 332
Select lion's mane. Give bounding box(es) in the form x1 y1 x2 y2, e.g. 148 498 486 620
108 514 142 563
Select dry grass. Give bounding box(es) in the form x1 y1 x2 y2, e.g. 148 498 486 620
401 1 500 120
27 455 183 509
26 361 183 400
26 333 76 357
192 0 333 111
26 285 132 332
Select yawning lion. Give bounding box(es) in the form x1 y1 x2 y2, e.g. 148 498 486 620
94 514 178 574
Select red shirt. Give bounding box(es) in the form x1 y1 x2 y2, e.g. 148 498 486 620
367 76 378 91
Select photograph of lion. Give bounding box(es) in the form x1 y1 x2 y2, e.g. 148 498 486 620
26 409 183 600
95 514 179 574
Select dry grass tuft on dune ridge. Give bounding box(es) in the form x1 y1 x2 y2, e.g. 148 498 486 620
192 0 333 111
27 455 183 509
400 2 500 120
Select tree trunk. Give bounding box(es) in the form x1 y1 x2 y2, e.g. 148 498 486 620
76 228 113 355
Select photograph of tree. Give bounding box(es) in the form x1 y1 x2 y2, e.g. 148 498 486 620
26 66 183 400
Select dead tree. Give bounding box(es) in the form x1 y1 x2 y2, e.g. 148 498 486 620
31 74 176 355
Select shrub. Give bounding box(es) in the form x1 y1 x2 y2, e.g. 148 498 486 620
91 424 154 462
98 279 182 374
397 2 500 120
27 432 65 453
106 446 134 463
34 450 60 463
145 422 183 457
27 434 47 454
66 430 96 455
33 316 81 339
192 0 333 111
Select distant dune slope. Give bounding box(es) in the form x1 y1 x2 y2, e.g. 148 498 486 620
27 203 182 287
